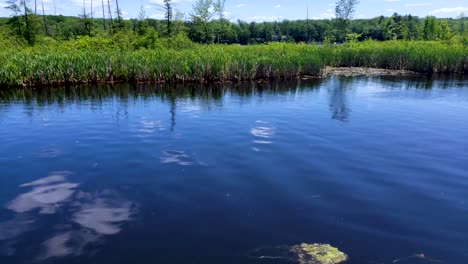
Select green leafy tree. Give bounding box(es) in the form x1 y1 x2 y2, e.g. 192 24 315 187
6 0 37 44
133 5 148 35
335 0 359 41
213 0 227 43
423 16 439 40
383 18 397 40
438 20 451 40
458 13 466 35
190 0 213 43
4 0 22 37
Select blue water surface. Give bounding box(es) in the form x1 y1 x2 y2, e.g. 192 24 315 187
0 76 467 264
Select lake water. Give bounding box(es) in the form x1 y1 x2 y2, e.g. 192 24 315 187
0 76 467 264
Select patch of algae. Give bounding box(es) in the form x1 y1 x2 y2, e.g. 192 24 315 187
290 243 348 264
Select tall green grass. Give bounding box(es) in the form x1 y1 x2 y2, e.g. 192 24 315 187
331 40 467 73
0 40 466 87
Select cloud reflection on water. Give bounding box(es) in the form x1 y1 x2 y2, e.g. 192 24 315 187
73 197 133 235
250 121 276 149
0 172 135 260
37 145 63 158
7 171 79 215
160 150 195 166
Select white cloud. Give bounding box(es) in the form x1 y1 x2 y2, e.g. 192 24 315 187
150 13 164 19
149 0 190 4
429 6 468 15
312 11 335 20
405 3 432 7
248 15 283 22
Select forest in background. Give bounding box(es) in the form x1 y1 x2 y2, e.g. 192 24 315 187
0 0 467 48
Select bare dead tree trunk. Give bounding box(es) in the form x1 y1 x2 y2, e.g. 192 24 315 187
102 0 106 31
115 0 122 28
107 0 113 32
41 0 49 35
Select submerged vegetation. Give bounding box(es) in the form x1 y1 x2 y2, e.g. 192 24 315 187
0 0 467 87
291 243 348 264
251 243 348 264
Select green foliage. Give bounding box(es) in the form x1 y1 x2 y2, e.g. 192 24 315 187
0 40 465 87
0 3 466 87
331 40 467 74
346 33 361 42
0 8 465 44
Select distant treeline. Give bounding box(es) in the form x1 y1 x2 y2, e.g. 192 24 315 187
0 12 466 46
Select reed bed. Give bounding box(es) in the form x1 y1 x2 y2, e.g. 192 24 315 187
0 41 466 87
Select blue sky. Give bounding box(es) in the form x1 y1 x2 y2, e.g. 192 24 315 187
1 0 467 21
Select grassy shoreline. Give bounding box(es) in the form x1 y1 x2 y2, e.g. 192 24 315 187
0 41 466 87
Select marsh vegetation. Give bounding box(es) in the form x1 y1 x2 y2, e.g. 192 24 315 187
0 0 467 87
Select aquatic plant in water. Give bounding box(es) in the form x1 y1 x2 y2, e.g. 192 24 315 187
290 243 348 264
252 243 348 264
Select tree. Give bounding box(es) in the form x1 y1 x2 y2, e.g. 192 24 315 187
306 3 310 42
458 13 466 35
135 5 148 35
4 0 22 37
190 0 214 43
383 18 397 40
40 0 49 35
21 0 34 44
79 0 93 36
335 0 359 41
213 0 227 43
107 0 113 32
101 0 106 31
156 0 173 37
423 16 439 40
115 0 123 29
438 20 451 40
335 0 359 21
173 9 186 36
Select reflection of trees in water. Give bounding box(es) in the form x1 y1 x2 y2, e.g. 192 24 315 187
0 171 135 260
0 81 324 133
0 80 325 105
328 79 351 122
169 96 177 131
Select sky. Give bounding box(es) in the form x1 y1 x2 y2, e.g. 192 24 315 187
0 0 467 21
